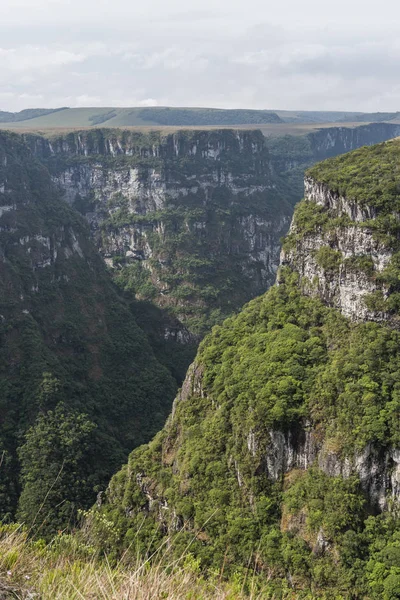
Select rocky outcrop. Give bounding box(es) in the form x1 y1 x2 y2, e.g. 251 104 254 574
169 364 400 511
281 176 394 323
264 428 400 510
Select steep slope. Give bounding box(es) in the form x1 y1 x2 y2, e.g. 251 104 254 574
0 131 176 530
27 129 292 343
90 140 400 598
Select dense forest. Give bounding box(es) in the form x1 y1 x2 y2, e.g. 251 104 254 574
0 131 176 534
86 272 400 598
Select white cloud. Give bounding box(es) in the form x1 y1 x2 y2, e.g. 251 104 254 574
73 94 102 106
138 98 158 107
0 46 85 73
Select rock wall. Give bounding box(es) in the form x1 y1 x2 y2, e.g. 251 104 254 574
308 122 400 159
281 176 394 323
264 427 400 511
27 129 292 337
25 125 400 340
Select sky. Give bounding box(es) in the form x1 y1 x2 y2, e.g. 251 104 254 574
1 0 400 113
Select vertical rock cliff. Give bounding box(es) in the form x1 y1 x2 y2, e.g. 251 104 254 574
25 124 400 345
282 140 400 325
26 129 292 340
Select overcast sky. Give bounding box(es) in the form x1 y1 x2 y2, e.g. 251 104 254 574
1 0 400 112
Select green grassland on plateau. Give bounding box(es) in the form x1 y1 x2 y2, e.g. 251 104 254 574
2 105 400 132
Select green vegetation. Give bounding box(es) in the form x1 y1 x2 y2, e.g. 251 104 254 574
84 271 400 597
307 139 400 211
282 199 351 253
0 107 282 129
20 128 400 347
106 196 281 337
0 108 67 123
17 402 98 538
3 128 400 597
0 524 262 600
0 131 176 534
315 246 342 272
282 140 400 319
344 254 376 275
134 107 282 126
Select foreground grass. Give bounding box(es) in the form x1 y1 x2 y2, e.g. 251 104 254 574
0 525 264 600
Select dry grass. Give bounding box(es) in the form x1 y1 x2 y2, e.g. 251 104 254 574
0 525 266 600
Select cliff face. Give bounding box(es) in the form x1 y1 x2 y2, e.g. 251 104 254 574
308 122 400 159
281 177 392 323
27 124 400 343
27 129 292 339
282 140 400 326
168 345 400 511
264 428 400 511
274 142 400 505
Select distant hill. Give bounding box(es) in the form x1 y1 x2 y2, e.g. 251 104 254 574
2 105 399 134
5 105 400 129
0 107 67 123
1 106 283 128
273 110 365 123
341 111 400 122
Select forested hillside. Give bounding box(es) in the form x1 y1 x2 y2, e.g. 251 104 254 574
87 140 400 599
0 131 176 534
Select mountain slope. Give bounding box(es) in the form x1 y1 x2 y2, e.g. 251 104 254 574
265 122 400 205
90 140 400 598
0 131 176 531
282 139 400 324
